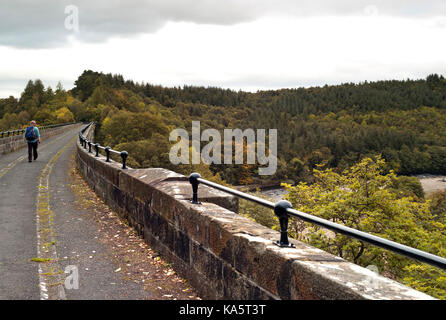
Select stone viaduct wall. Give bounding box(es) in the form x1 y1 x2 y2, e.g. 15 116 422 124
76 124 433 300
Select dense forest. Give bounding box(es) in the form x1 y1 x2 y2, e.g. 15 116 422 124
4 70 446 186
2 70 446 298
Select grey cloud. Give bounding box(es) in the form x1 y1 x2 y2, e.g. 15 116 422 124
0 0 258 48
1 1 446 48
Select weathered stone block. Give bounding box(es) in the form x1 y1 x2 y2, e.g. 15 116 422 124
176 205 210 248
172 228 189 263
190 241 223 283
222 263 276 300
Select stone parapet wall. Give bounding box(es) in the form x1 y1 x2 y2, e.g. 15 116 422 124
76 124 433 300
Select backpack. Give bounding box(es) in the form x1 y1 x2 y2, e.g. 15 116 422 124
25 126 37 141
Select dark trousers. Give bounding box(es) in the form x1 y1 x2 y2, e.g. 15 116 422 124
28 142 38 161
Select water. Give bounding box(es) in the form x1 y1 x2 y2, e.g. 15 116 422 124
258 187 288 202
258 175 446 201
416 175 446 196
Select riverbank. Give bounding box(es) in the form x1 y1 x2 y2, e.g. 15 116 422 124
416 174 446 196
253 175 446 202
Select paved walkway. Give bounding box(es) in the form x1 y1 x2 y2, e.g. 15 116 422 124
0 126 199 300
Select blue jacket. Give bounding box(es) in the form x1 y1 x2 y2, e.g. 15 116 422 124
24 126 40 143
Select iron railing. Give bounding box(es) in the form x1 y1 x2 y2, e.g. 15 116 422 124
78 122 446 270
79 123 128 169
188 173 446 270
0 122 77 139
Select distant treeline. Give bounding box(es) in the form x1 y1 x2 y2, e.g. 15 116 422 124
2 70 446 185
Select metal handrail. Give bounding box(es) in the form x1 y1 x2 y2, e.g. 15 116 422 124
78 123 128 169
0 122 77 139
78 121 446 270
188 173 446 270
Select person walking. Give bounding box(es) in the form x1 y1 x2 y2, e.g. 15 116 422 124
24 120 40 162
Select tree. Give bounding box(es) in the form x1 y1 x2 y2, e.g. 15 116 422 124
34 108 55 125
55 107 75 123
56 81 64 94
289 157 306 181
283 156 446 299
99 110 169 147
428 190 446 224
0 112 19 130
17 110 30 126
390 175 425 200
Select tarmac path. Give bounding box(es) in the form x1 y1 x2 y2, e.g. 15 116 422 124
0 125 198 300
0 126 83 299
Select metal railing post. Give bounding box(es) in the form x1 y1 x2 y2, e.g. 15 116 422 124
120 151 128 169
189 173 201 204
95 143 99 157
88 141 92 153
274 200 295 248
105 147 111 162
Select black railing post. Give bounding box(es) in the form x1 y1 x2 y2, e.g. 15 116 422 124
189 173 201 204
274 200 295 248
105 147 111 162
95 143 99 157
7 131 10 137
88 141 92 153
120 151 128 169
84 140 88 149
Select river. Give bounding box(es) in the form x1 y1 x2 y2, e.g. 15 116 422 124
257 175 446 201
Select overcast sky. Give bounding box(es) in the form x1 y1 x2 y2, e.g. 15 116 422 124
1 1 446 98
